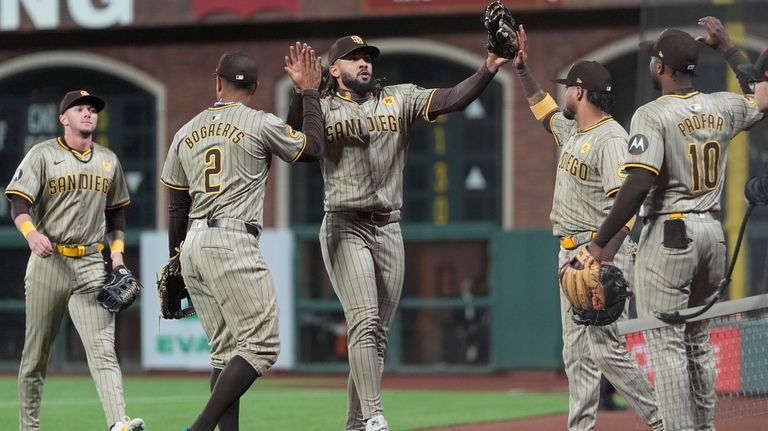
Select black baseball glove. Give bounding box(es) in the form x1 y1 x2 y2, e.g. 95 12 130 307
483 1 519 59
157 252 196 319
571 265 632 326
96 265 143 313
745 176 768 206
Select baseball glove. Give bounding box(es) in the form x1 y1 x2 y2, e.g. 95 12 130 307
483 1 519 59
96 265 143 313
745 176 768 205
737 48 768 83
572 265 632 326
559 245 604 311
157 252 196 319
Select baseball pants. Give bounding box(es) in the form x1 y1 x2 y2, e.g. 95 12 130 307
320 212 404 431
18 252 125 431
558 240 662 431
635 214 723 431
181 219 279 374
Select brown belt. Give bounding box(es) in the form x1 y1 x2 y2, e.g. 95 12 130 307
356 210 400 225
207 219 260 238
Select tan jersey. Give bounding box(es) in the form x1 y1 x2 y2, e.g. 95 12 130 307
160 102 307 228
320 84 436 212
5 137 130 245
548 114 628 237
625 91 763 216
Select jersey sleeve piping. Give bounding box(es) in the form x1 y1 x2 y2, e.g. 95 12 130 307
160 179 190 191
606 187 620 197
5 190 33 204
422 89 440 123
548 114 561 146
106 199 131 210
624 163 659 176
288 134 308 163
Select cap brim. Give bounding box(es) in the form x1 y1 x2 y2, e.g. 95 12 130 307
334 46 380 64
638 41 655 56
552 78 569 85
63 95 105 114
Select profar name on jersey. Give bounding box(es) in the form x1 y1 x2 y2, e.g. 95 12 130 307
677 113 724 137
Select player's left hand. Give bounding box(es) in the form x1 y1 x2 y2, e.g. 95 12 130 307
696 16 733 52
512 24 528 70
284 42 323 91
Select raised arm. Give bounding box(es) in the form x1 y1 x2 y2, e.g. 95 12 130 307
513 25 559 131
283 43 324 159
697 16 753 94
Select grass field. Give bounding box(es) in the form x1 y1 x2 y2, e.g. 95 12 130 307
0 375 568 430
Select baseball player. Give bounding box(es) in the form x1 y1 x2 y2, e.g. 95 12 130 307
589 21 768 431
160 49 324 431
284 35 510 431
513 26 663 431
5 91 144 431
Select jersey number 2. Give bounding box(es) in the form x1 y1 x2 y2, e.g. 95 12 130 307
204 147 222 193
688 141 720 193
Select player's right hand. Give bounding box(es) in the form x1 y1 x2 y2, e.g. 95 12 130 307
27 231 53 258
696 16 732 52
513 24 528 70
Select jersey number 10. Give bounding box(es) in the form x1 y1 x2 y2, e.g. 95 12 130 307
688 141 721 193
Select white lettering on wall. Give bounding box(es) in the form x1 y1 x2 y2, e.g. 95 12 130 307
0 0 133 31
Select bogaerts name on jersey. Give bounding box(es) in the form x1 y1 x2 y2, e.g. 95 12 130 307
183 122 245 148
677 113 724 137
558 151 589 181
48 173 112 195
326 115 405 143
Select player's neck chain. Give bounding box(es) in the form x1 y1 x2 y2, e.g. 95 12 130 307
214 101 242 107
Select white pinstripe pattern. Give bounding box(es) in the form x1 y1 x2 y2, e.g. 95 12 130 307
559 241 662 431
8 137 131 431
548 113 661 430
18 253 125 430
626 90 762 431
320 212 404 430
635 215 724 431
181 220 279 374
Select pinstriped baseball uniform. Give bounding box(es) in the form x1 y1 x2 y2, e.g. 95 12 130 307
6 137 131 430
548 113 662 431
160 102 309 373
318 84 434 430
626 91 763 431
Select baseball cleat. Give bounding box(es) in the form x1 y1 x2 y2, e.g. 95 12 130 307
111 416 146 431
365 415 388 431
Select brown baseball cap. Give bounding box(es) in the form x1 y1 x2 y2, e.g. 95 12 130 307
553 61 613 93
59 90 105 115
639 28 699 73
328 35 380 65
215 52 258 84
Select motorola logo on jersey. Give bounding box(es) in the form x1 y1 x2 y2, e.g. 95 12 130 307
628 134 649 155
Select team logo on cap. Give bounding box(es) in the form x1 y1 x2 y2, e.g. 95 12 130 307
576 78 583 84
80 90 89 96
102 161 112 172
628 134 649 155
351 36 364 44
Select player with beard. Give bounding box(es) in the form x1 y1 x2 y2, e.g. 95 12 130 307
513 26 663 431
284 35 510 431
